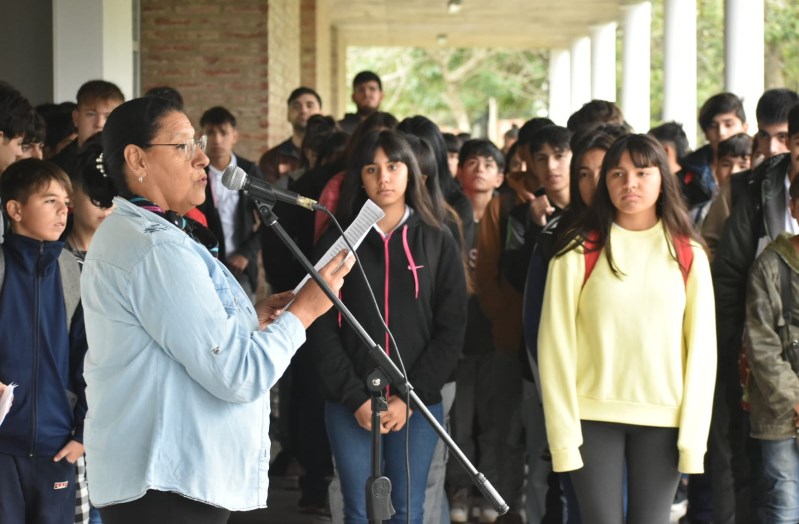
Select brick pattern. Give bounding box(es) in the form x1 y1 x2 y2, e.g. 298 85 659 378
139 0 299 161
300 0 317 89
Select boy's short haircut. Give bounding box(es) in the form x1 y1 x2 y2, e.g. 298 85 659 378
787 104 799 138
23 112 47 145
442 132 461 154
517 117 555 149
718 133 752 160
288 86 322 107
0 81 35 139
756 88 799 126
566 100 625 133
1 158 72 205
458 138 505 171
529 125 572 155
571 122 631 151
353 71 382 91
76 80 125 107
649 121 690 160
144 86 184 110
200 106 237 129
698 92 746 132
504 125 520 140
37 102 77 152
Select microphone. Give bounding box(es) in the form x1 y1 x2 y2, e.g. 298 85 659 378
221 165 321 211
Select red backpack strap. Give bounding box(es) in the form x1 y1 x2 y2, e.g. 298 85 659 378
583 230 601 287
673 235 695 286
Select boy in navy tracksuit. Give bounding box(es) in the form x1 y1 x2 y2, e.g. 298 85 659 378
0 158 87 523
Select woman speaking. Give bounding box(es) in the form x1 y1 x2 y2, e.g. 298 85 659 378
80 96 353 523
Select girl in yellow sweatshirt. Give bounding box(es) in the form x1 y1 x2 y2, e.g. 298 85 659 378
538 134 717 523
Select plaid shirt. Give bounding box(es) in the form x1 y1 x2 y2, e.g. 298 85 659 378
75 456 89 524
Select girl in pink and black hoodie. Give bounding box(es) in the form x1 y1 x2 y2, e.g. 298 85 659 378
308 129 467 524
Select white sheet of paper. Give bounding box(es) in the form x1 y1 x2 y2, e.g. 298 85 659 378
292 199 384 294
0 383 17 427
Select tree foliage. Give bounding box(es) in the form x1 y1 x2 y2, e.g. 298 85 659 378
347 0 799 134
347 47 548 131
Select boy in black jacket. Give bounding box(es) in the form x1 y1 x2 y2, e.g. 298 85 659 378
0 159 87 524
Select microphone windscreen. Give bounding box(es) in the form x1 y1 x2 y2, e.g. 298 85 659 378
221 165 246 191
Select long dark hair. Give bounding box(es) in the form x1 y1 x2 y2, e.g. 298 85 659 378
396 115 463 211
337 129 441 230
84 97 180 208
556 133 702 276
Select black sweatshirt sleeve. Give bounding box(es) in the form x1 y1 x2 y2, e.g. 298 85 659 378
406 229 467 404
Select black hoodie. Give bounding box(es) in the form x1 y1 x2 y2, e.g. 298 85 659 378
308 212 467 411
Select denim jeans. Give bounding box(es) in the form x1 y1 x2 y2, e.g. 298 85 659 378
325 400 443 524
424 382 455 524
89 507 103 524
761 437 799 524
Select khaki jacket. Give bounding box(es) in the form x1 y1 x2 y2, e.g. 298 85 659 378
746 233 799 440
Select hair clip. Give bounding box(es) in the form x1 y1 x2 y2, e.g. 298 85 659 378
96 153 107 178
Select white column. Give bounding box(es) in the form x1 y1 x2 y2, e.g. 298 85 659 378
570 36 591 113
725 0 764 125
53 0 134 102
548 48 571 127
590 22 617 102
487 97 498 144
663 0 697 146
621 1 651 133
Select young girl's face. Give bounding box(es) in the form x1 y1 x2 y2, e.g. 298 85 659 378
508 149 526 173
71 186 113 234
361 147 408 212
577 148 605 206
606 150 662 230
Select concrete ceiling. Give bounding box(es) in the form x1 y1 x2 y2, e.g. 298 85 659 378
329 0 629 49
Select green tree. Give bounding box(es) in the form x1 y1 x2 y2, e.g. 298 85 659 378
765 0 799 90
347 47 548 131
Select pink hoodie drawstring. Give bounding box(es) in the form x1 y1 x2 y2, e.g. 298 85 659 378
402 225 421 299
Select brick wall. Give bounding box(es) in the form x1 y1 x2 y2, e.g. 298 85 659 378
300 0 316 89
139 0 299 161
265 0 300 150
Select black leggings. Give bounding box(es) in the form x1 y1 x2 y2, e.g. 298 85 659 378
569 420 681 524
99 490 230 524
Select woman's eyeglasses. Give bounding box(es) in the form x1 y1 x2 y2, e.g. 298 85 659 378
144 135 207 160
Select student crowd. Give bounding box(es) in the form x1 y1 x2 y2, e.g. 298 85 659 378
1 71 799 524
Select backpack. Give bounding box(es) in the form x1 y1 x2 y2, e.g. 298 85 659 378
582 230 695 286
0 247 82 330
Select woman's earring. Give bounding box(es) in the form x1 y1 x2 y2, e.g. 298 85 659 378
138 175 144 184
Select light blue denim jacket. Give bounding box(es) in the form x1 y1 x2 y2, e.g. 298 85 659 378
82 197 305 510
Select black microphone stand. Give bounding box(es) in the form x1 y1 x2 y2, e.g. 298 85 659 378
253 198 509 523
